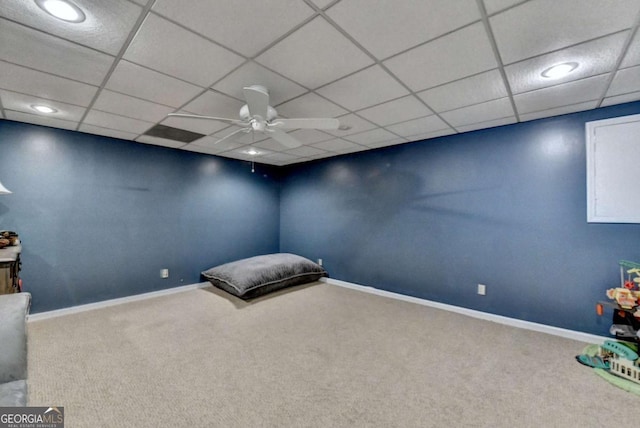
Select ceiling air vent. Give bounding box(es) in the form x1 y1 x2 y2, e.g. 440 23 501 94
143 124 205 143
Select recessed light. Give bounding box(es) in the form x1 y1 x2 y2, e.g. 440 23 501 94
31 104 58 114
35 0 86 23
541 62 579 79
243 149 261 156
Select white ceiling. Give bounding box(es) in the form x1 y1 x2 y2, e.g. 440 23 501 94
1 0 640 166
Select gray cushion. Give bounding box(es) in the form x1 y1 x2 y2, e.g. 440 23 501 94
0 380 27 406
202 253 327 299
0 293 30 384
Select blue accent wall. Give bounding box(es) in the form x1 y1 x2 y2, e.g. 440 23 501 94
280 101 640 336
3 102 640 335
0 120 280 313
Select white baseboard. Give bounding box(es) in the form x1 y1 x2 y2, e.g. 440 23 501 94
28 282 211 322
320 277 609 344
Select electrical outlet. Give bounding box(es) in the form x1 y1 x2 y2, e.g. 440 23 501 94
477 284 486 296
160 269 169 279
317 258 323 266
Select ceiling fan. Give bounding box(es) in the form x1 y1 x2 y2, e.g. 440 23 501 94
168 85 340 149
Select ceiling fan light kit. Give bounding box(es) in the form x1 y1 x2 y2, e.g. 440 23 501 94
168 85 340 149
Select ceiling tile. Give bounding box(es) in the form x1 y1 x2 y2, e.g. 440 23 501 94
317 65 409 111
454 116 516 133
312 138 365 152
606 65 640 97
441 97 514 127
326 0 480 59
364 137 408 149
385 115 450 137
275 92 347 119
483 0 526 15
621 30 640 68
92 90 174 123
490 0 640 64
514 74 610 114
384 22 497 91
136 135 186 148
601 91 640 107
83 109 153 134
252 138 287 152
308 0 335 9
325 113 376 137
160 115 229 136
405 127 457 143
505 32 628 94
284 145 329 157
186 135 244 152
0 60 97 106
357 95 432 126
519 101 597 122
244 149 279 160
123 13 245 87
344 128 402 146
78 123 139 141
152 0 314 57
181 90 245 118
261 152 301 164
0 0 143 55
0 18 114 85
105 60 202 108
0 89 86 122
306 150 340 161
4 111 78 131
288 129 333 144
212 61 307 106
255 16 374 89
418 69 507 113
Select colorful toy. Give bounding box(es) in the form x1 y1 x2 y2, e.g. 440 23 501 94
601 261 640 311
606 287 639 309
582 260 640 391
602 339 639 360
576 340 640 390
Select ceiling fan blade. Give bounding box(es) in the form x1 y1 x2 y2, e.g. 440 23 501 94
167 113 244 125
213 127 250 145
269 118 340 130
267 128 302 148
242 85 269 119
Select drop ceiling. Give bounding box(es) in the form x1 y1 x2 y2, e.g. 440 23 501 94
1 0 639 166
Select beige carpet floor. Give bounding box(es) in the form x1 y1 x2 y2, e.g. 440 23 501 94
27 282 630 427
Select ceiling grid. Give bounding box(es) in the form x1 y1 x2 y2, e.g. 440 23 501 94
1 0 639 165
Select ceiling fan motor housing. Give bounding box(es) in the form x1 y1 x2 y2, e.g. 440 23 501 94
239 104 278 122
251 119 266 132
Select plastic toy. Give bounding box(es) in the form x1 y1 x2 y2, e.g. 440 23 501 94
606 287 638 309
576 340 640 389
575 354 609 369
602 339 639 360
600 260 640 322
581 260 640 392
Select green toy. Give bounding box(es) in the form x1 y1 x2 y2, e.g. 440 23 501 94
582 344 640 396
